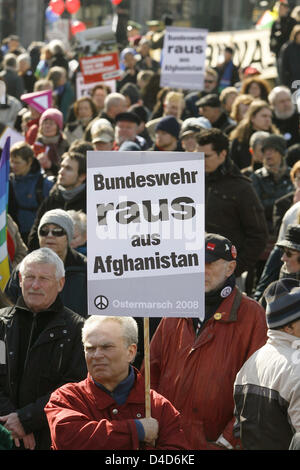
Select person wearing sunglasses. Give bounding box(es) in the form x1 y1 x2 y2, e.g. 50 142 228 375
5 209 87 318
276 224 300 281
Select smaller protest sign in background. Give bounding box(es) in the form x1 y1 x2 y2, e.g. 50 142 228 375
87 151 205 319
160 26 208 91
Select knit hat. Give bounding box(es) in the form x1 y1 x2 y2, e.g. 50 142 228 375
205 233 237 263
261 134 286 156
264 278 300 329
155 116 181 139
39 108 63 131
38 209 74 244
276 224 300 252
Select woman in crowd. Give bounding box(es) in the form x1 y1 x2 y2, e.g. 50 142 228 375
240 76 272 102
9 141 54 244
32 107 69 177
64 96 98 145
229 99 279 169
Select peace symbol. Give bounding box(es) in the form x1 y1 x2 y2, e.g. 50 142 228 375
94 295 109 310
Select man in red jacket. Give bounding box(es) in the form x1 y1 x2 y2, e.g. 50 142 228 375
45 315 189 450
145 233 267 450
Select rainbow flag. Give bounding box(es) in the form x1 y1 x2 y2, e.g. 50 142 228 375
0 137 11 291
256 9 278 30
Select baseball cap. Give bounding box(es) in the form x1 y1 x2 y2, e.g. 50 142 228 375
205 233 237 263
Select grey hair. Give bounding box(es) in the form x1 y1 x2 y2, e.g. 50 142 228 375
268 86 292 106
104 92 127 112
82 315 138 348
3 53 17 69
19 247 65 280
67 210 87 236
249 131 270 149
17 53 31 66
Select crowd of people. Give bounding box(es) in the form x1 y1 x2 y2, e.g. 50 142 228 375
1 0 300 452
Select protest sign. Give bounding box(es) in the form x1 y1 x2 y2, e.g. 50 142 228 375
87 151 204 318
76 25 121 84
79 52 121 84
76 72 116 98
160 26 208 90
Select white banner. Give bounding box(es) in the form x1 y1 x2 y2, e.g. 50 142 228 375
160 26 208 91
87 151 205 317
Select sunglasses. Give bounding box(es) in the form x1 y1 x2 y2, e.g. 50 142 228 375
39 227 66 237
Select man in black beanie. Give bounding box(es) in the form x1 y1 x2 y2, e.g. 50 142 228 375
234 277 300 450
151 116 183 151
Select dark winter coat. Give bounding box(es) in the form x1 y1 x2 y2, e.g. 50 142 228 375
0 296 87 450
205 158 268 276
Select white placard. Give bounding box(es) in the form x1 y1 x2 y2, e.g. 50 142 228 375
87 151 205 318
160 26 208 91
75 72 116 99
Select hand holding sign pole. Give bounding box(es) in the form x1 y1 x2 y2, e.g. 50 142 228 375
87 151 205 438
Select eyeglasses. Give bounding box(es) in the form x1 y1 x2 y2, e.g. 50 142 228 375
39 227 66 237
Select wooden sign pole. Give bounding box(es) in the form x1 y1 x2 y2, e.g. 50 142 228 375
143 317 151 418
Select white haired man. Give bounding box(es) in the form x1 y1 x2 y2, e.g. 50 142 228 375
0 248 86 450
45 315 189 450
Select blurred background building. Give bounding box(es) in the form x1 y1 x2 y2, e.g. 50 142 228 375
1 0 300 47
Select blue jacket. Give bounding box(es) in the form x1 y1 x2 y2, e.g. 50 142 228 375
9 159 54 238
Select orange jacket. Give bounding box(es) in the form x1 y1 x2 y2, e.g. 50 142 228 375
147 287 267 450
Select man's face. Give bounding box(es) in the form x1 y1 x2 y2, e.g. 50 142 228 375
84 320 137 391
181 134 198 152
274 91 294 119
115 120 138 145
281 248 300 274
199 106 219 124
19 262 64 313
204 74 217 93
262 147 282 169
205 258 236 293
38 223 68 260
197 143 226 174
57 156 84 190
155 130 177 150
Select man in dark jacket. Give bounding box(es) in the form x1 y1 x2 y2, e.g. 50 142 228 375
27 151 86 251
151 116 183 152
270 0 297 62
196 128 268 278
196 94 233 135
6 209 88 317
0 247 87 450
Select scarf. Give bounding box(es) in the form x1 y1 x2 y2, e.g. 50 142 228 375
58 183 85 201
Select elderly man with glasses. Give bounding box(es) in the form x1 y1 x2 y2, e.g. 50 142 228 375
5 209 87 318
